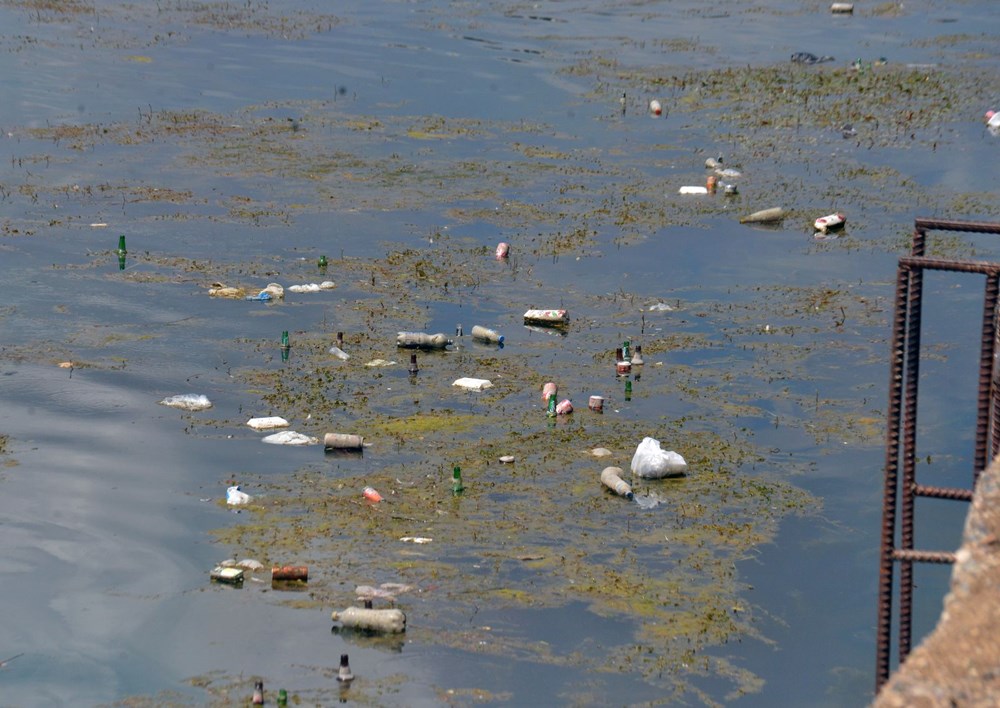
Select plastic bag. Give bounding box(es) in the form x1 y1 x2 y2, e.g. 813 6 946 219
159 394 212 411
227 485 251 505
630 437 688 479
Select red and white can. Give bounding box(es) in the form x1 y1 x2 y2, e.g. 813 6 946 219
541 382 557 402
495 242 510 259
588 395 604 412
363 486 383 503
813 213 846 232
555 399 574 415
616 361 632 375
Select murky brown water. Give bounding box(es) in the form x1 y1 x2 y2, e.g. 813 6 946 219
2 1 1000 705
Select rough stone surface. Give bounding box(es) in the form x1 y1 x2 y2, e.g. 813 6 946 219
873 455 1000 707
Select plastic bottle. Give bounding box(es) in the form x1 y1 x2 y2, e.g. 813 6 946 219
337 654 354 682
331 607 407 633
471 325 504 345
631 345 644 366
252 681 264 705
739 207 786 224
396 332 452 349
363 486 383 503
452 466 464 495
601 467 634 499
988 110 1000 129
324 433 364 450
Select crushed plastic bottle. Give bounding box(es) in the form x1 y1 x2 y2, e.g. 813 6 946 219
331 606 407 633
601 466 634 500
396 332 452 349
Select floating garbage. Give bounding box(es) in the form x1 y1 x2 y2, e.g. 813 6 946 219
452 377 493 391
247 416 290 430
159 394 212 411
328 345 350 360
678 185 709 195
601 466 634 500
287 281 335 293
470 325 504 345
324 433 364 450
208 282 245 298
590 447 613 457
831 2 853 12
589 395 604 412
261 431 318 445
210 566 244 584
244 291 271 301
740 207 786 224
495 242 510 259
365 359 396 367
524 309 568 326
541 382 557 402
649 99 663 116
630 437 688 479
648 302 675 312
814 212 846 233
331 607 407 633
227 485 252 505
363 486 383 503
337 654 354 683
400 536 432 543
220 558 265 571
555 399 574 415
499 455 515 463
790 52 834 64
715 167 742 179
396 332 452 349
271 565 308 581
356 582 413 601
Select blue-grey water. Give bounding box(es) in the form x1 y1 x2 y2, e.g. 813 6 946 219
2 1 999 706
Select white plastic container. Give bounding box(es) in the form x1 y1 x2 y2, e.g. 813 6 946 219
524 309 568 325
813 213 846 232
601 466 634 499
396 332 451 349
471 325 504 344
331 607 407 633
740 207 786 224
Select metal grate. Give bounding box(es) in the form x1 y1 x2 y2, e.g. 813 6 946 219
875 218 1000 693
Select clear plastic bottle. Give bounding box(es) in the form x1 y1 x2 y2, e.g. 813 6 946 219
396 332 452 349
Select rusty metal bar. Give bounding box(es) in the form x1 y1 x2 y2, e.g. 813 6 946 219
892 549 957 564
974 274 1000 483
875 264 911 692
877 219 1000 695
898 259 924 664
912 484 975 502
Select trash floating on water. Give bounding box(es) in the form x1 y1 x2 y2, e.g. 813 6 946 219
470 325 504 345
678 185 709 195
524 308 568 325
400 536 433 543
649 99 663 116
555 399 574 415
208 282 245 298
227 485 252 505
590 447 613 457
589 395 604 412
159 394 212 411
324 433 364 450
813 212 846 233
261 431 318 445
631 437 688 479
396 332 452 349
220 558 264 571
365 359 396 367
244 291 271 301
499 455 515 463
601 466 634 500
363 486 383 503
452 377 493 391
541 381 557 402
210 566 244 584
714 167 742 179
648 302 675 312
328 345 350 360
287 281 335 293
355 582 413 601
331 607 407 633
495 242 510 259
831 2 854 13
337 654 354 683
271 565 308 581
634 493 662 510
790 52 834 64
247 416 289 430
740 207 786 224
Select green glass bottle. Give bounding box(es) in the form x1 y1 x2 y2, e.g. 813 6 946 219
452 466 464 495
546 393 557 417
117 234 127 255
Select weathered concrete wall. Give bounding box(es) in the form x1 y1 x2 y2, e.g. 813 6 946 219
873 455 1000 707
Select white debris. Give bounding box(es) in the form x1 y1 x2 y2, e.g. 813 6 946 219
400 537 433 544
159 394 213 411
247 416 290 430
452 377 493 391
261 431 319 445
365 359 396 367
329 346 350 360
288 281 336 293
227 486 251 505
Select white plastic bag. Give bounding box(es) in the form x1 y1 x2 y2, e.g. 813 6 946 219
227 485 251 505
630 437 688 479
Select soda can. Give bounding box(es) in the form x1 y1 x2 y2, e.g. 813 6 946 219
363 486 383 503
555 399 574 415
495 242 510 259
588 395 604 412
616 361 632 375
541 382 557 402
271 565 309 581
